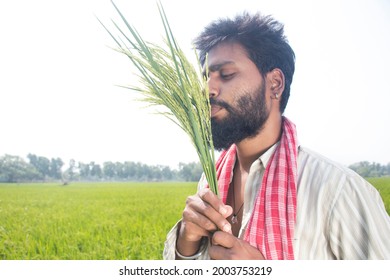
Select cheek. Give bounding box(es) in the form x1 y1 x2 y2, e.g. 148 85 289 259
219 74 265 105
224 83 251 104
217 83 237 104
234 82 263 105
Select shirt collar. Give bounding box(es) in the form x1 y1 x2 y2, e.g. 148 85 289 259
257 141 280 169
226 141 280 181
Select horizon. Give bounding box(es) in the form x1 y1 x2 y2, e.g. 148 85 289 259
1 150 388 170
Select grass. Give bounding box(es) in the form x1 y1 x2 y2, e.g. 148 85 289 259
0 182 196 260
0 178 389 260
367 177 390 215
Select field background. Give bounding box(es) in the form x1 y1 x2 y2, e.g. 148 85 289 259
0 182 196 260
0 178 389 260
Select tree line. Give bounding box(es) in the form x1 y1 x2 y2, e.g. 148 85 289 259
1 153 389 183
0 154 203 183
348 161 390 178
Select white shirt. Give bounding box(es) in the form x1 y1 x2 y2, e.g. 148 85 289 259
163 145 390 259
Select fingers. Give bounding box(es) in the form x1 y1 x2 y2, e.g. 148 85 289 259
198 188 233 218
179 219 209 242
211 230 235 248
194 189 232 233
209 231 235 260
209 231 266 260
180 189 233 242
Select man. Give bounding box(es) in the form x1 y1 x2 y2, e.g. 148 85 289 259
163 13 390 259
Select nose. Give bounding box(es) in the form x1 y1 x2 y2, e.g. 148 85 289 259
208 75 220 98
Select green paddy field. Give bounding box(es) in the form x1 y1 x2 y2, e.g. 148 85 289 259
0 178 389 260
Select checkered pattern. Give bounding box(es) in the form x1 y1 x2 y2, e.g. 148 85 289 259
215 117 298 260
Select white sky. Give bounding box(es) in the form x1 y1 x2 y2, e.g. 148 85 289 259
0 0 389 168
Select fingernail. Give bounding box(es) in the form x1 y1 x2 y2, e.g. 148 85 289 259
223 223 231 233
219 206 227 215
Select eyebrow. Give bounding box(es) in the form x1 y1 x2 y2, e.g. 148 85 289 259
202 61 235 76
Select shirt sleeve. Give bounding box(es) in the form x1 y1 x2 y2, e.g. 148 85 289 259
327 174 390 259
162 220 181 260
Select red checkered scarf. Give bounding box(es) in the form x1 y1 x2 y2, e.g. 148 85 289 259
214 117 298 259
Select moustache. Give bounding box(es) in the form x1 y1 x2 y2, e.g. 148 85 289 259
209 98 233 112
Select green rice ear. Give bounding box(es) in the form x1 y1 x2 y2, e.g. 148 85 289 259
100 1 218 195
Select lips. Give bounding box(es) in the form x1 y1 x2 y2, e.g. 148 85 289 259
210 105 223 117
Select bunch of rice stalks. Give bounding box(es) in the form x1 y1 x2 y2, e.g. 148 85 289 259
99 1 218 195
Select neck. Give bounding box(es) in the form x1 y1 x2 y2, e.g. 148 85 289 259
236 114 282 171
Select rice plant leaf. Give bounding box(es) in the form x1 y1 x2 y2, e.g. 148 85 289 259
100 1 218 195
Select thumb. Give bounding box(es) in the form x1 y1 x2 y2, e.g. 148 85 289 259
222 205 233 219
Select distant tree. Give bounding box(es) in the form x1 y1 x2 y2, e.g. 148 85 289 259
162 166 173 181
27 154 60 180
150 165 163 181
178 162 203 181
0 154 41 182
90 162 102 179
140 164 151 181
114 162 125 179
350 161 370 177
103 161 116 179
349 161 390 177
123 161 137 180
62 159 77 185
50 157 64 179
78 162 90 179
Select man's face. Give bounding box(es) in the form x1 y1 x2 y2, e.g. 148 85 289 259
206 42 270 150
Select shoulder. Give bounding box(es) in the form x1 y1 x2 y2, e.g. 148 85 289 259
295 147 390 259
297 146 369 192
297 146 384 214
296 146 383 212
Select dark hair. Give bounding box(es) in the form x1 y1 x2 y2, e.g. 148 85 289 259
193 13 295 113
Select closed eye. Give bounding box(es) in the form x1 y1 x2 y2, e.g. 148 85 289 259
220 72 235 80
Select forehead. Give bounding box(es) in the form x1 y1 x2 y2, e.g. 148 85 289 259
206 42 251 69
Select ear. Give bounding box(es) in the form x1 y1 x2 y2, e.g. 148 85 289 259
267 68 285 97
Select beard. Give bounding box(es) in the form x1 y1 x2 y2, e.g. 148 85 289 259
211 83 269 151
